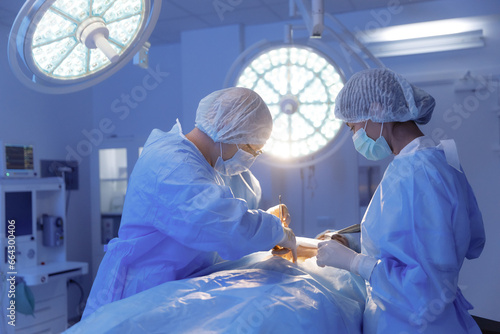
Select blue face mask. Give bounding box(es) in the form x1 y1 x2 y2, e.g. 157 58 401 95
214 143 257 176
352 122 392 161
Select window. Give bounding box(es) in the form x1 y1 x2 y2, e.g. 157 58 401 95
99 148 127 214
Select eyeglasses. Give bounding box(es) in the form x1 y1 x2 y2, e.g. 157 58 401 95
239 144 263 157
346 123 355 133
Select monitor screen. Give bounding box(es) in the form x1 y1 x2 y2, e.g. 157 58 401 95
6 145 34 170
1 143 36 177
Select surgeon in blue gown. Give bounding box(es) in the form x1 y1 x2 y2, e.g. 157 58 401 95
316 68 485 333
83 87 297 318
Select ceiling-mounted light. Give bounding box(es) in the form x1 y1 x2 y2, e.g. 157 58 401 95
236 45 344 160
291 0 324 38
357 17 486 57
8 0 162 94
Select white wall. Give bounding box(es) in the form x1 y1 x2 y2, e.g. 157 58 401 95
0 25 94 321
89 43 182 277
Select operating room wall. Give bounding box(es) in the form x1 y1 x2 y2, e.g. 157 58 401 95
0 25 94 321
89 42 182 280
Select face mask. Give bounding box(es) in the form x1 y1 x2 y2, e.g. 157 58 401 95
352 122 392 161
214 143 257 176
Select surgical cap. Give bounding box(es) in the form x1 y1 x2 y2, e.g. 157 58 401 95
334 68 435 124
195 87 273 145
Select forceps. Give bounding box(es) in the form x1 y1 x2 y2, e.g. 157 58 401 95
330 223 361 238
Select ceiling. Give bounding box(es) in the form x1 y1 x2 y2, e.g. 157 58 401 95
0 0 436 45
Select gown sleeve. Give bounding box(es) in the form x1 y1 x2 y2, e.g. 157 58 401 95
148 157 284 261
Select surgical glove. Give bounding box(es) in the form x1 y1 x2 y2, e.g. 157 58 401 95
330 234 350 248
316 240 378 281
275 227 297 263
266 204 291 227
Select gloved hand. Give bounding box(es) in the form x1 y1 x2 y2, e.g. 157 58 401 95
315 230 354 250
330 234 350 247
316 240 378 280
274 227 297 263
266 204 291 227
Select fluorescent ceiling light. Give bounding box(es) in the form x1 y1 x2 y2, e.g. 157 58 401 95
359 18 481 42
364 30 484 57
356 17 486 57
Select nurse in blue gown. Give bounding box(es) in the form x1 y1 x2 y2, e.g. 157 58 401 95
83 87 297 318
316 68 485 333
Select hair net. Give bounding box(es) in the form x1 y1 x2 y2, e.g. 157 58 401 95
334 68 435 124
195 87 273 145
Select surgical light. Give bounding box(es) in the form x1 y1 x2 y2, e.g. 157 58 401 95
236 46 344 160
8 0 162 94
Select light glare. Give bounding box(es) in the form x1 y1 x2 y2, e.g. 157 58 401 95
359 18 481 42
52 0 90 22
236 46 344 159
29 0 145 80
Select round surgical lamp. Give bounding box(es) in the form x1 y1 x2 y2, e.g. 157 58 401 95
235 45 345 163
8 0 162 94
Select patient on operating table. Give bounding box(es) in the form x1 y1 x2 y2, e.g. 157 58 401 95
266 205 357 262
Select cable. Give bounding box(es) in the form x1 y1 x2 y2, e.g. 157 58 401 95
55 168 71 215
67 279 85 318
300 167 305 235
238 173 257 198
66 188 71 216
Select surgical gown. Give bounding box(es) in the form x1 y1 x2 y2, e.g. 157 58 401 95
219 171 262 210
362 137 485 333
83 120 284 318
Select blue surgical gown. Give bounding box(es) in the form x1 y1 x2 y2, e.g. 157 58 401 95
362 137 485 333
219 171 262 209
83 120 284 318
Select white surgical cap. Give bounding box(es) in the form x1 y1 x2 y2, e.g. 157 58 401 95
334 68 435 125
195 87 273 145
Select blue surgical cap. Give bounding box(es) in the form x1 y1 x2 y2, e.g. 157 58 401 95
334 68 435 125
195 87 273 145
